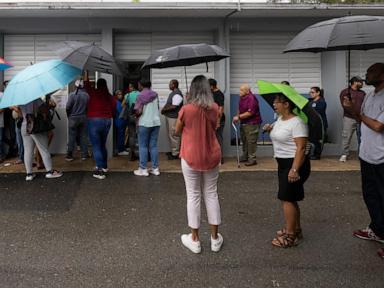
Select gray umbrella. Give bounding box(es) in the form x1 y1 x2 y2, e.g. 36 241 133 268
142 43 229 69
142 43 229 91
284 15 384 86
50 41 122 75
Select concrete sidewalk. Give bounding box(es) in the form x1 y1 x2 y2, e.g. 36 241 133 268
0 153 360 174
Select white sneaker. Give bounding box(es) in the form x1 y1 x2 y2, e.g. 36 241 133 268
211 233 224 252
45 170 63 179
134 167 149 177
149 167 160 176
25 173 36 181
181 234 201 254
117 151 129 156
339 155 347 162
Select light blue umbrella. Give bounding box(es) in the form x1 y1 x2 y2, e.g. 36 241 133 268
0 59 81 108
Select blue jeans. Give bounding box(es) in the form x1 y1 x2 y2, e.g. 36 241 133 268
88 118 111 170
138 125 160 169
68 116 88 157
114 119 127 153
15 124 24 161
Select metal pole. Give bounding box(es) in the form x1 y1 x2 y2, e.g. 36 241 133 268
184 66 188 93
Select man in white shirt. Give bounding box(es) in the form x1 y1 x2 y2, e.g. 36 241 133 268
161 79 183 160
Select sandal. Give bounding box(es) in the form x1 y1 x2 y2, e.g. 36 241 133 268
272 233 298 248
276 227 303 240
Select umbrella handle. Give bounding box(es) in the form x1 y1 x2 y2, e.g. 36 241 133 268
184 66 188 93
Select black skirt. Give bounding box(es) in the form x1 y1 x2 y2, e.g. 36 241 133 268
276 157 311 202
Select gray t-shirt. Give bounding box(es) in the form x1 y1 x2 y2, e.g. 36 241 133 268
359 89 384 164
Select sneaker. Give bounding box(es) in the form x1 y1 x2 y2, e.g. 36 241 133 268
117 151 129 156
353 227 384 243
134 167 149 177
181 234 201 254
149 167 160 176
45 170 63 179
65 155 74 162
93 170 106 180
211 233 224 252
339 155 347 162
25 173 36 181
102 168 109 173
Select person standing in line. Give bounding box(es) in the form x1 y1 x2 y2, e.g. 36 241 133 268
114 89 129 156
161 79 183 160
339 76 366 162
133 79 161 177
209 78 225 164
349 63 384 259
308 86 328 160
176 75 223 254
0 89 5 163
11 105 24 164
232 84 262 166
84 73 116 180
19 98 63 181
65 79 89 162
263 93 310 248
124 82 140 161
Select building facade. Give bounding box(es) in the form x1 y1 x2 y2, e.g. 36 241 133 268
1 1 383 156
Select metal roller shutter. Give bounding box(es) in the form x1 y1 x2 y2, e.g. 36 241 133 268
230 33 321 94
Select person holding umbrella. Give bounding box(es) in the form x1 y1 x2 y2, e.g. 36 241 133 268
263 92 311 248
350 63 384 258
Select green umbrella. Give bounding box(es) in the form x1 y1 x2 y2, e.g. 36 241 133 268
257 80 308 123
257 79 324 145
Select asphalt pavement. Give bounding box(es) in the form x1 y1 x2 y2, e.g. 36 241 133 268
0 171 382 288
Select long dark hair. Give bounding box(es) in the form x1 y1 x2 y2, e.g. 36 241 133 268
311 86 324 98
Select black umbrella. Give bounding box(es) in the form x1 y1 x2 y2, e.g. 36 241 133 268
284 15 384 90
50 41 123 75
142 43 229 91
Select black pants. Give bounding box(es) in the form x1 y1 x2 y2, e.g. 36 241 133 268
360 159 384 238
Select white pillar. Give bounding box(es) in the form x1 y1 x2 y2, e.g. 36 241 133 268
321 51 347 155
101 27 114 159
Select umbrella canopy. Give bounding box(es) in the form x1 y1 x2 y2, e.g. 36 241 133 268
284 15 384 53
142 43 229 69
257 80 324 144
0 57 12 71
50 41 122 75
0 59 81 108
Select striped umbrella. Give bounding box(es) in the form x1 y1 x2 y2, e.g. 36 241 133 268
0 57 12 71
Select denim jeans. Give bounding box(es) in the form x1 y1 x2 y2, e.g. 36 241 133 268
138 125 160 169
68 116 88 157
114 119 127 153
15 123 24 161
88 118 111 170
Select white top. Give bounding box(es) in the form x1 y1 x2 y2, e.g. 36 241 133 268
359 89 384 164
270 116 308 158
138 98 161 127
172 94 183 106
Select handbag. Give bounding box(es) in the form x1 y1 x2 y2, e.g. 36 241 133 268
26 102 55 134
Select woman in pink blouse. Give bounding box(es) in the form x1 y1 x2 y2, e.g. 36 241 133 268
175 75 223 254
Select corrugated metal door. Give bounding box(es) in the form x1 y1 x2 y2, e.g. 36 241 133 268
230 32 321 143
230 33 321 94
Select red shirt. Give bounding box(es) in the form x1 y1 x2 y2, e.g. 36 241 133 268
85 80 116 118
178 103 221 171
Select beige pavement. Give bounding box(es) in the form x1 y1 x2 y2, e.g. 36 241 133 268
0 152 360 174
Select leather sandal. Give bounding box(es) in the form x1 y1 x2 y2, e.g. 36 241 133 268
271 233 298 248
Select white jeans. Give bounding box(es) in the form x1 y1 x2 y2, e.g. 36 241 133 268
181 159 221 229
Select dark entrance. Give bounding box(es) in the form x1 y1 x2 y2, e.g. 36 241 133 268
115 61 150 92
